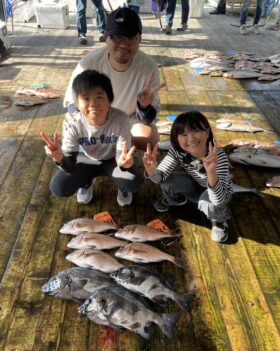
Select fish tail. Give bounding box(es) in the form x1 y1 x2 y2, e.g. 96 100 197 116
172 256 185 268
158 312 181 339
176 290 196 311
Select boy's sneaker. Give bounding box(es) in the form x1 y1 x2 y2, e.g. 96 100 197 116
77 185 93 204
117 189 132 207
253 24 260 34
154 197 188 212
161 24 172 35
177 23 188 31
79 35 87 45
266 22 280 30
211 221 228 243
239 24 248 35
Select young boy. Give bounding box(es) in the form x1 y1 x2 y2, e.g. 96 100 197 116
41 70 143 206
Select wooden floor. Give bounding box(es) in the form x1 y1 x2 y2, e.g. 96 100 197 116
1 6 280 351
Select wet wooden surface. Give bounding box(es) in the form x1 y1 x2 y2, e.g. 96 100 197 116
0 6 280 351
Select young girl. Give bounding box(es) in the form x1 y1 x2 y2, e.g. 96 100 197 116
142 111 233 243
41 69 143 207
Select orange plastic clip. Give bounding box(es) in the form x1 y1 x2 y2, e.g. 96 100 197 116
93 211 116 225
146 219 171 234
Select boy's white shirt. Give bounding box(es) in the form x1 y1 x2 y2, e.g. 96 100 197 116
64 47 160 119
62 107 131 164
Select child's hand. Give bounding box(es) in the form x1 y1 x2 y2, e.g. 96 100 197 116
142 143 158 176
40 131 64 164
202 141 218 187
137 73 165 109
117 142 135 169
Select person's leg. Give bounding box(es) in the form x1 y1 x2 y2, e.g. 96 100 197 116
253 0 264 25
198 190 231 243
50 163 102 198
177 0 189 30
240 0 250 25
91 0 106 39
76 0 87 43
155 172 204 212
102 158 144 206
161 0 177 33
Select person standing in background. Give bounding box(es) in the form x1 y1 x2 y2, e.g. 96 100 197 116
239 0 264 35
209 0 226 15
161 0 190 34
76 0 106 44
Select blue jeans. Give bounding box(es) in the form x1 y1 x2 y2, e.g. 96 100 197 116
165 0 177 26
76 0 106 36
240 0 264 25
159 172 231 222
181 0 189 24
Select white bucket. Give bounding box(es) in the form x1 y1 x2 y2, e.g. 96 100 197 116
189 0 204 18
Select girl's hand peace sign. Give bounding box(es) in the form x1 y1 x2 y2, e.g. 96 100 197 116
40 131 64 164
117 142 136 169
142 143 158 176
137 73 165 109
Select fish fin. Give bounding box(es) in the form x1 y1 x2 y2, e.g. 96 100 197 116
173 257 185 268
158 312 182 339
176 290 196 311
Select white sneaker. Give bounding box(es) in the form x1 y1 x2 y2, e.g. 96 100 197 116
160 24 172 34
239 24 248 35
253 24 260 34
77 185 93 204
117 189 132 207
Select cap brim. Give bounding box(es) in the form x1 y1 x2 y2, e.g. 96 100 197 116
105 29 139 38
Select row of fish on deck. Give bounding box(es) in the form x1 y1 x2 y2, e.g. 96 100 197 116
185 50 280 81
42 218 194 339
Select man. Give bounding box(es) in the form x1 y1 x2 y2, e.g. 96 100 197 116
209 0 226 15
0 39 10 64
76 0 106 44
65 7 163 150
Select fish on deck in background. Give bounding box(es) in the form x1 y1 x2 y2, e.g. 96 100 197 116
223 70 262 79
78 286 182 339
114 224 180 243
67 233 127 250
60 218 119 235
115 243 184 267
216 119 273 133
66 249 124 273
110 265 195 310
266 176 280 188
232 183 263 197
224 139 277 153
41 267 116 303
229 146 280 168
16 86 62 99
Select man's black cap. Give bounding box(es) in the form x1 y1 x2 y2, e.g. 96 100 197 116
105 7 142 38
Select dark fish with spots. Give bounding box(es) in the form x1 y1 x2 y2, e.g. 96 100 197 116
110 265 194 310
41 267 116 303
78 286 181 339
